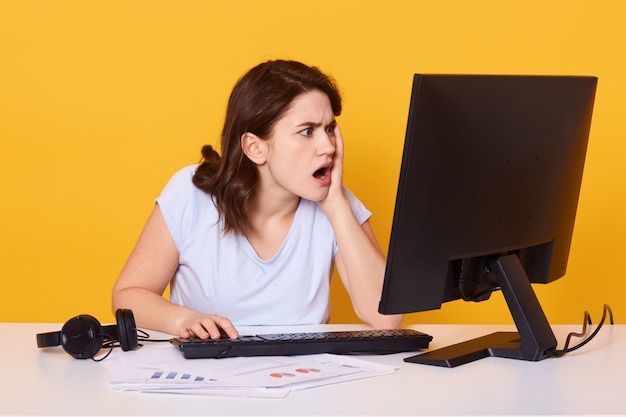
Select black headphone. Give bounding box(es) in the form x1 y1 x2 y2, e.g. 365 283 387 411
36 309 139 359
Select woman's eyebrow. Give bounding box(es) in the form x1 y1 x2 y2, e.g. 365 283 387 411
296 119 336 128
296 121 321 128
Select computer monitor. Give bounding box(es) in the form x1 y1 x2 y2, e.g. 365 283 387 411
378 74 597 367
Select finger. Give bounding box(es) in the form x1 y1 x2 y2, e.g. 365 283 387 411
333 123 344 159
330 124 344 187
213 316 239 339
188 322 212 339
200 319 225 340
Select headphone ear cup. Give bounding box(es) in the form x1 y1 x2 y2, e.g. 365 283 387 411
115 309 138 351
60 315 104 359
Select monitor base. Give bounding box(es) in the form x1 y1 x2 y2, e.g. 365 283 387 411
404 331 526 368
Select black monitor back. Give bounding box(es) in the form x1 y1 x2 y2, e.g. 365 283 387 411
379 74 597 315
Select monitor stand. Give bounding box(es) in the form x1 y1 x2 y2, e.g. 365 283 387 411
404 254 558 367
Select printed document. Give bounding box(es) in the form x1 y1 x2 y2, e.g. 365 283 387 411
99 341 397 398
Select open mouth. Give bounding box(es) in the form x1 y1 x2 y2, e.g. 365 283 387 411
313 166 329 179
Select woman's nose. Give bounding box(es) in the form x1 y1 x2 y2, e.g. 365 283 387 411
317 131 336 155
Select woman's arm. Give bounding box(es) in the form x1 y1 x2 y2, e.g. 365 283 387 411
332 214 403 329
317 125 403 329
111 204 238 339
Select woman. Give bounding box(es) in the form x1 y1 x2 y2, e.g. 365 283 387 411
112 60 403 339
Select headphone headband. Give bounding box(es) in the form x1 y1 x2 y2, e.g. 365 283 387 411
36 330 61 348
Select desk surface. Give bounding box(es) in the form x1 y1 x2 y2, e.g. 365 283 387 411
1 323 624 416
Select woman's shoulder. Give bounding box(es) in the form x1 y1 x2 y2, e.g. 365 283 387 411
160 164 201 194
167 164 199 185
158 164 216 207
157 165 220 248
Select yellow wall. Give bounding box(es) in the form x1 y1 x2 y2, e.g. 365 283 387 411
1 0 624 325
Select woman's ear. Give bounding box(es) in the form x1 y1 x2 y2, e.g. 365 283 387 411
241 132 266 165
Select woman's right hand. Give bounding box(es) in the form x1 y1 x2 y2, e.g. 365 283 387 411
178 312 239 340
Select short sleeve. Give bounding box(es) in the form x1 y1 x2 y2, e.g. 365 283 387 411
344 187 372 225
155 165 202 251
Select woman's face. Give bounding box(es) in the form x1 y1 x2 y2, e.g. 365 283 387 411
261 90 337 202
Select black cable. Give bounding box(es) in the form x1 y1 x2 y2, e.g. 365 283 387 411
136 328 171 343
92 335 116 362
89 329 171 361
547 304 614 358
562 311 593 351
457 258 501 302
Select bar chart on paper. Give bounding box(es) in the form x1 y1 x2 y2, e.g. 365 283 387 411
150 370 212 382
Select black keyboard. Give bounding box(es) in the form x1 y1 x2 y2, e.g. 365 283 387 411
170 328 432 359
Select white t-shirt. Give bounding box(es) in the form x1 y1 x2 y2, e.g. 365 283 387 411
156 165 372 325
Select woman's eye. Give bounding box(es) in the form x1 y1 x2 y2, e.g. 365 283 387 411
300 127 314 137
325 121 337 135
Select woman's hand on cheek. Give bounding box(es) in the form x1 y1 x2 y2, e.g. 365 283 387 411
320 123 346 206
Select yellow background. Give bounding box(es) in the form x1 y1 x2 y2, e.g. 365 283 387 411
1 0 624 326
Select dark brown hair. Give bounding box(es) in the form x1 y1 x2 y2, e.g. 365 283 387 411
192 60 342 235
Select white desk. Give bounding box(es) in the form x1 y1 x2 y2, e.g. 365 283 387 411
1 323 624 416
